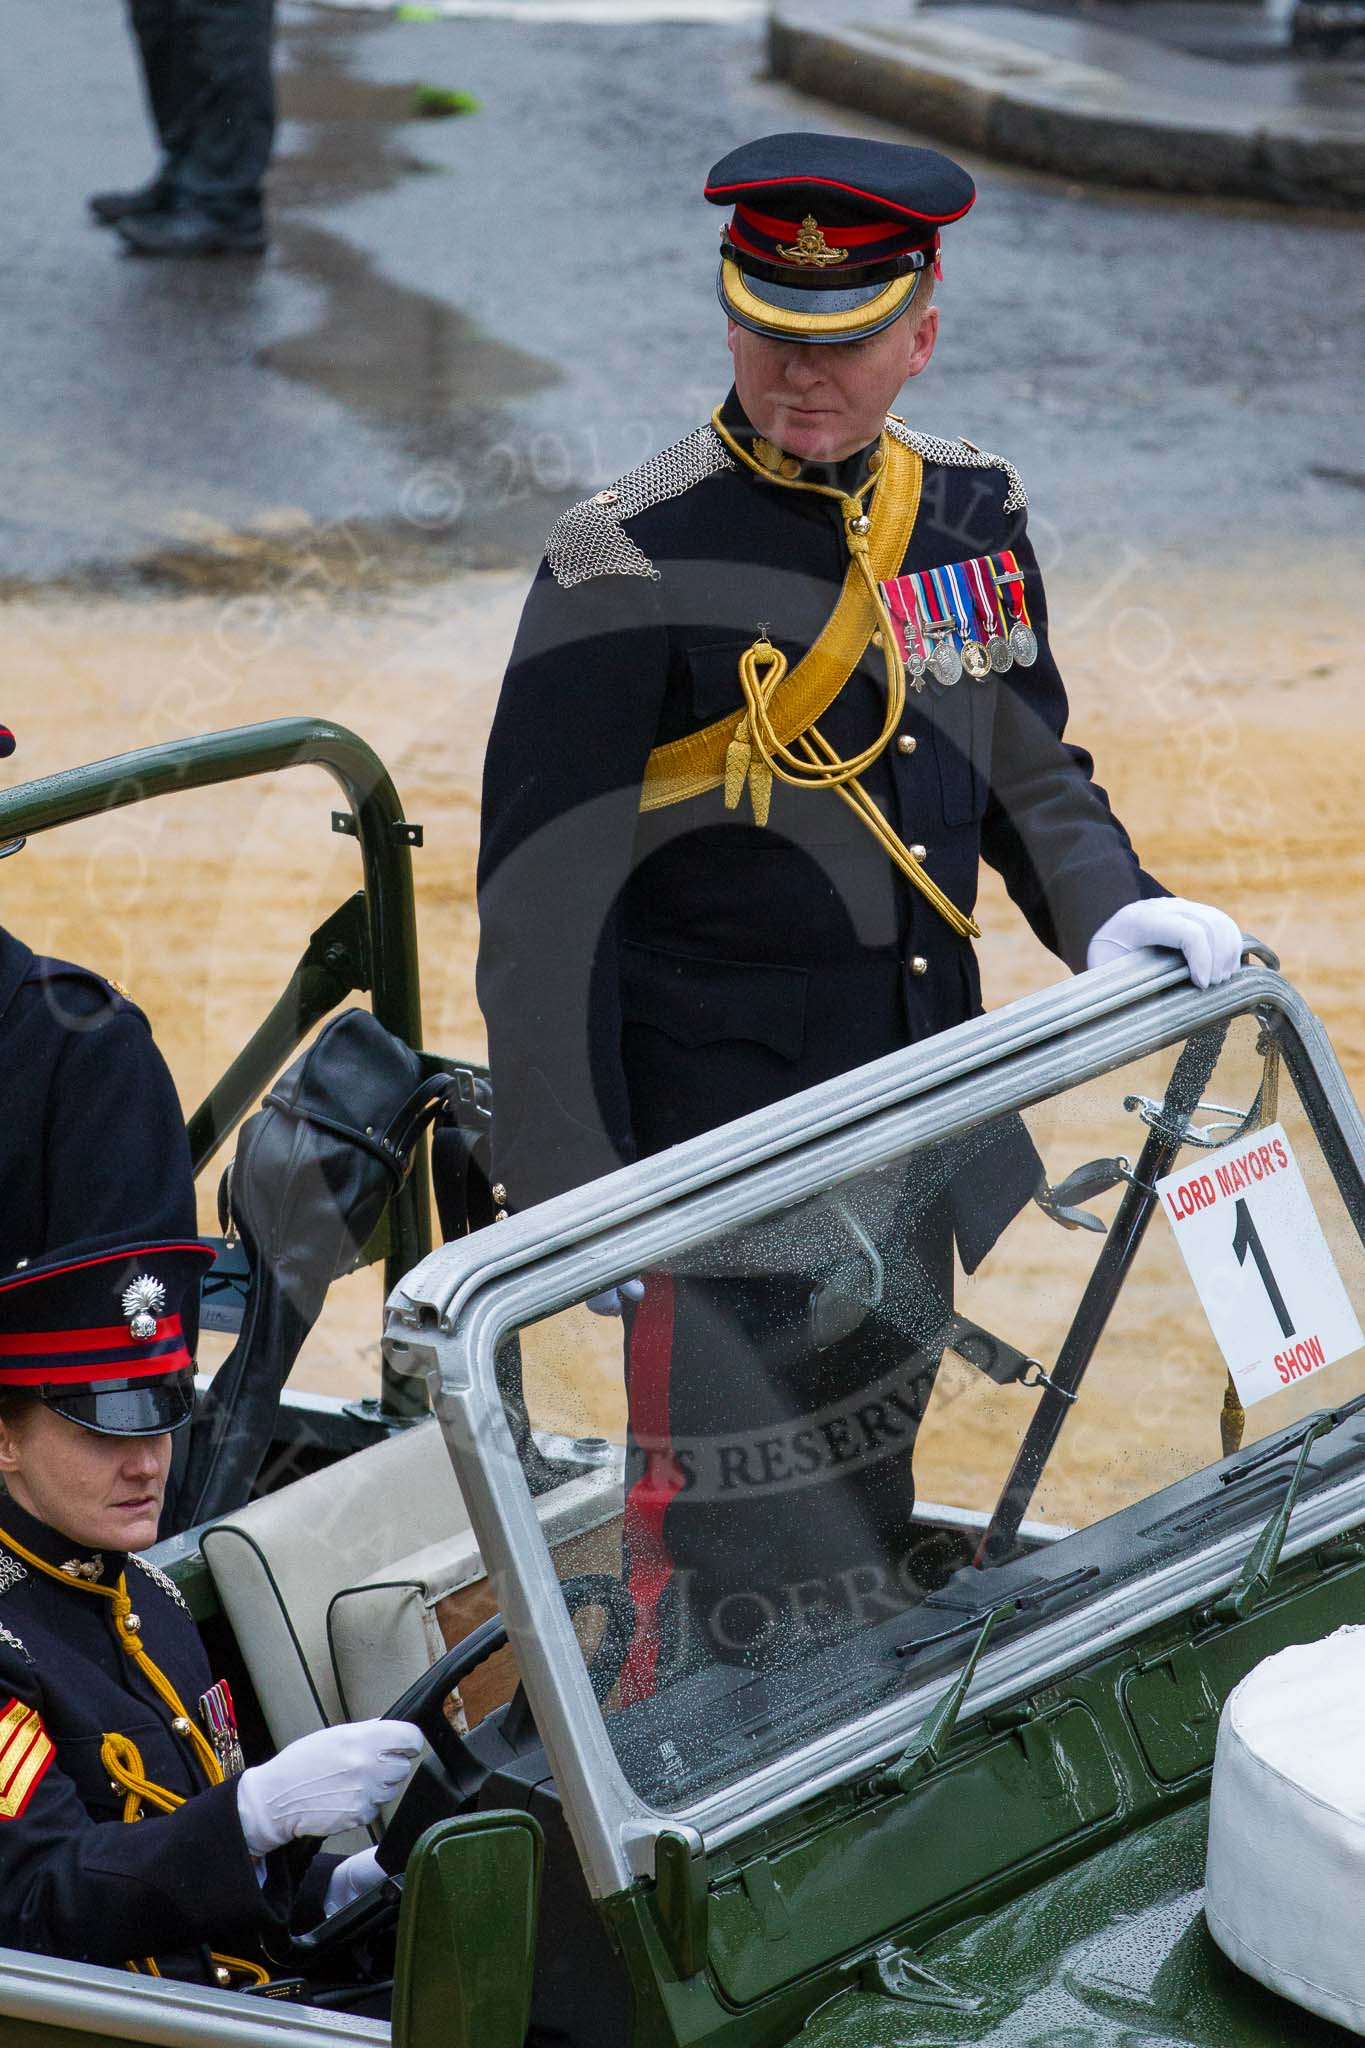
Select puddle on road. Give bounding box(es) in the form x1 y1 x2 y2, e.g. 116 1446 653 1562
273 11 444 203
0 8 572 600
260 221 556 423
188 8 565 587
269 9 557 404
268 8 560 432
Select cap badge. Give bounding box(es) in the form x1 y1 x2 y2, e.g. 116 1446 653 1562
775 216 848 269
121 1275 167 1343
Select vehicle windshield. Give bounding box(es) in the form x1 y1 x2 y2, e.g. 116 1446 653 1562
482 997 1365 1813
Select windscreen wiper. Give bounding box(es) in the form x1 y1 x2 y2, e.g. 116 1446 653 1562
876 1601 1017 1794
1218 1389 1365 1488
1212 1396 1365 1622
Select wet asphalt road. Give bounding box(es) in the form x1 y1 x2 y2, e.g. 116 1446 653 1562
3 0 1364 586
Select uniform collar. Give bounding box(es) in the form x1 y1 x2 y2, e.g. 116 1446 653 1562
0 927 33 1023
719 388 882 500
0 1490 122 1585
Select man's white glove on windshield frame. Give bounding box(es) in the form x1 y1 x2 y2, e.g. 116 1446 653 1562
1086 898 1243 990
587 1278 646 1317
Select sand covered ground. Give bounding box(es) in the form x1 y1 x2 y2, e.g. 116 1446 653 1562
3 547 1360 1529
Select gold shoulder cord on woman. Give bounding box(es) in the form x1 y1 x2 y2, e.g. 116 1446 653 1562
642 409 979 942
0 1525 269 1989
0 1520 223 1799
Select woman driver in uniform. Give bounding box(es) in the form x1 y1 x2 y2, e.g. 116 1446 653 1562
0 1236 422 1992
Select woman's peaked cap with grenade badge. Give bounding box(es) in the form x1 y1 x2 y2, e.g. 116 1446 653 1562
0 1240 214 1435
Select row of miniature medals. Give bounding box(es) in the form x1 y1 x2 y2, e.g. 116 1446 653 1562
880 548 1038 691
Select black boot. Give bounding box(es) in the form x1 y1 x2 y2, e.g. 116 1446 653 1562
116 205 267 257
88 175 174 226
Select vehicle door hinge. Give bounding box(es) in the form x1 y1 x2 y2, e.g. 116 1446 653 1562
653 1829 709 1980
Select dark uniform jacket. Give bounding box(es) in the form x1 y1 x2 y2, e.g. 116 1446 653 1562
0 1496 319 1977
478 394 1163 1217
0 926 196 1273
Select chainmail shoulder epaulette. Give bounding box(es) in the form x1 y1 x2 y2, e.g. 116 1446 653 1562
130 1552 190 1614
884 420 1027 515
0 1552 27 1596
545 425 735 589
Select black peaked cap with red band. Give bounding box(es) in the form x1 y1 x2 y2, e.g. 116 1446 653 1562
0 1239 214 1436
705 132 975 345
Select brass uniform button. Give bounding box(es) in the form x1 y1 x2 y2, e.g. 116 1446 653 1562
122 1613 141 1633
871 630 884 649
779 457 801 480
849 514 871 535
491 1183 507 1204
214 1966 233 1988
909 843 927 862
172 1716 192 1736
494 1208 509 1224
868 448 884 473
910 956 929 977
896 734 917 756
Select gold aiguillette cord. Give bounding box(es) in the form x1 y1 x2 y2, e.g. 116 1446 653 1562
712 408 980 943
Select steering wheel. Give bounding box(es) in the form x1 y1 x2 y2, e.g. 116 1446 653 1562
277 1574 635 1969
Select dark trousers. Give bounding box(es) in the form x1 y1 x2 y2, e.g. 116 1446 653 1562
618 1184 955 1696
127 0 276 218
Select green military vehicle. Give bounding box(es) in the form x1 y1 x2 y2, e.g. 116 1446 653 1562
2 720 1363 2048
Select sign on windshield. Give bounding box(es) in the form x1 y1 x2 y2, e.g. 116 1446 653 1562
1158 1123 1364 1407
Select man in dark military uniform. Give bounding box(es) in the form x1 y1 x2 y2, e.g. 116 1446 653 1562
476 135 1243 1678
0 723 197 1275
0 1238 419 1991
88 0 275 256
0 932 197 1272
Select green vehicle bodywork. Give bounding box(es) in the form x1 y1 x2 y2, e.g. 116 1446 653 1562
0 722 1361 2048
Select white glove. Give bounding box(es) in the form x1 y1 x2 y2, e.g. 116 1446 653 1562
323 1845 386 1917
236 1720 423 1857
1086 898 1243 990
587 1278 646 1317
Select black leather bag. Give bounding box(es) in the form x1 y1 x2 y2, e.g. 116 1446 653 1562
169 1010 452 1531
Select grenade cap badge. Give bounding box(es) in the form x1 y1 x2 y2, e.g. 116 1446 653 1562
121 1275 167 1342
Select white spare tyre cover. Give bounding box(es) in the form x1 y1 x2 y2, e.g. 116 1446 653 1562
1206 1624 1365 2035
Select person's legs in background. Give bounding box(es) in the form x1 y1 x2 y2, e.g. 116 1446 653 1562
117 0 275 256
89 0 203 225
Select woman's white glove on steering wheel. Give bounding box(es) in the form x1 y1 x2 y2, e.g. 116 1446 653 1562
236 1720 423 1856
1086 899 1243 990
323 1845 387 1917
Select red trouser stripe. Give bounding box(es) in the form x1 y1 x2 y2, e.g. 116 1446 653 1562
618 1273 682 1708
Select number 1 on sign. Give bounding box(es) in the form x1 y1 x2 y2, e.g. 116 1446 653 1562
1231 1197 1295 1341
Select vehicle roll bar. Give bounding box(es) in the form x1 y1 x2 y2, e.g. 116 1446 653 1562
0 717 430 1419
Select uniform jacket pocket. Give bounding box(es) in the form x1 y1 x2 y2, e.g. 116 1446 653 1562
925 676 995 826
621 942 808 1060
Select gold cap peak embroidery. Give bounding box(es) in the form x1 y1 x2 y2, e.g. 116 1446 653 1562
775 216 849 268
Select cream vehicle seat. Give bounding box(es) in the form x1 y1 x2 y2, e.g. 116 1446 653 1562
1206 1626 1365 2035
201 1417 624 1748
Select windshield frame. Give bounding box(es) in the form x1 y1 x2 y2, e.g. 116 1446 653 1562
385 954 1365 1896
